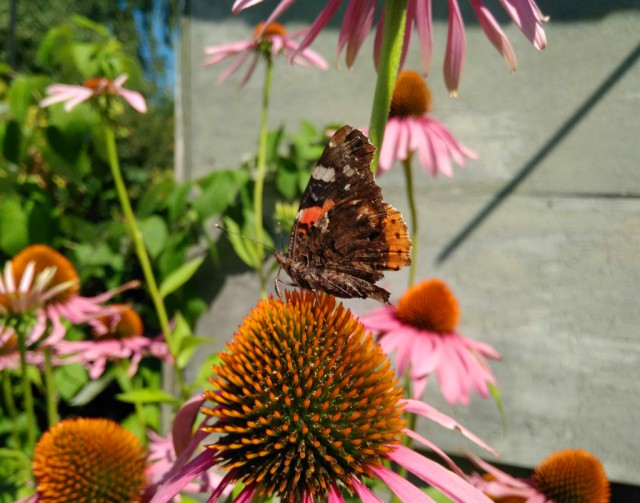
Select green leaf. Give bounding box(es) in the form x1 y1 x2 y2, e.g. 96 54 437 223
0 197 28 255
424 487 454 503
7 75 48 123
223 216 259 269
195 353 222 388
489 382 508 433
159 256 205 298
176 336 210 370
2 121 22 164
54 363 89 401
169 312 192 358
68 373 114 407
138 215 169 259
116 388 181 406
70 15 109 37
193 170 247 220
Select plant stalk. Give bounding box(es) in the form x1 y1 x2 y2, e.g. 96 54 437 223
254 57 274 299
402 158 418 286
368 0 408 172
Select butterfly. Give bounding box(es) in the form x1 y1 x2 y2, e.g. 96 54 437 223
275 125 412 303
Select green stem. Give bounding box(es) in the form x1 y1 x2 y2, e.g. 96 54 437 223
402 158 418 286
254 57 273 299
2 371 20 448
104 125 187 399
368 0 408 172
117 363 146 432
43 347 57 427
16 326 36 452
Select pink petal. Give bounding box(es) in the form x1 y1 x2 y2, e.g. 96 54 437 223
172 395 205 457
388 445 493 503
149 450 216 503
371 464 434 502
466 452 531 489
403 398 499 455
216 50 252 84
470 0 517 72
291 0 342 61
328 483 346 502
240 53 261 88
231 0 264 14
378 118 401 172
414 0 433 75
351 477 384 503
118 88 147 113
409 333 443 377
337 0 376 68
262 0 299 27
444 0 466 97
498 0 546 50
403 428 465 477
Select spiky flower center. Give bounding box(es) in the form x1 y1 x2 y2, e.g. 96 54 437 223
532 449 610 503
395 278 460 333
389 71 432 118
11 245 79 304
254 21 288 41
96 305 143 340
33 417 147 503
203 291 405 503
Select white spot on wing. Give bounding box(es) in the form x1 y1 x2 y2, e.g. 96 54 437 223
343 165 355 177
344 183 351 191
313 165 336 182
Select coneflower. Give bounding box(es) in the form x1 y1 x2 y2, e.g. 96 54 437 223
361 278 501 405
31 417 148 502
151 290 495 502
467 449 610 503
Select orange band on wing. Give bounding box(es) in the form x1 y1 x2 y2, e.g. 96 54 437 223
298 199 336 232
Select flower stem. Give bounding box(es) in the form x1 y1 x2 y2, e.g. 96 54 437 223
368 0 408 172
402 158 418 286
254 57 274 299
43 347 57 427
16 325 36 452
2 371 20 448
103 125 187 398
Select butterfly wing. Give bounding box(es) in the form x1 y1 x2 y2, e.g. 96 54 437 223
277 125 411 302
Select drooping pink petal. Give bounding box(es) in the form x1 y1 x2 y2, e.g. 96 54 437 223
409 333 442 377
149 450 217 503
352 476 385 502
39 85 94 110
292 0 343 61
498 0 546 50
216 50 253 84
403 428 465 477
118 88 147 113
470 0 517 72
261 0 299 27
414 0 434 75
172 395 205 457
337 0 376 68
389 445 493 503
378 117 401 172
240 53 261 88
371 464 435 502
232 0 264 14
327 483 346 502
443 0 466 97
403 398 499 455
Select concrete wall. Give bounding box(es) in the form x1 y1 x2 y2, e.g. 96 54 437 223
177 0 640 485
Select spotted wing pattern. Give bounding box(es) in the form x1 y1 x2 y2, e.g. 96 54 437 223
275 125 411 303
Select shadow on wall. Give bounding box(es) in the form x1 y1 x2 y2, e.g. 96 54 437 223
193 0 640 25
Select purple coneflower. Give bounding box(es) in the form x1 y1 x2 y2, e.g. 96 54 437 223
56 304 170 379
40 74 147 113
467 449 610 503
233 0 548 95
203 21 328 86
150 291 495 502
361 278 501 405
378 70 476 177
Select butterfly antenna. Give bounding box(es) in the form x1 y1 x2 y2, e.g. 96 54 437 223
215 223 276 252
